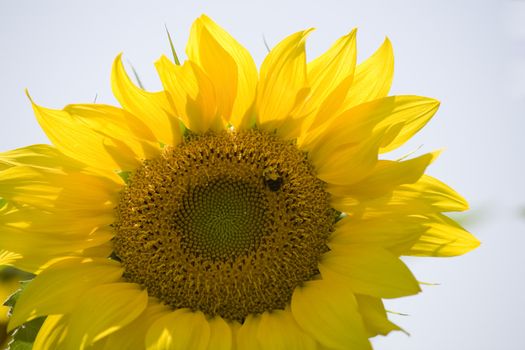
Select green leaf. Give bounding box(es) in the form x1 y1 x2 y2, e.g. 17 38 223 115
3 280 31 315
0 267 34 284
117 170 132 185
7 317 46 350
2 276 44 350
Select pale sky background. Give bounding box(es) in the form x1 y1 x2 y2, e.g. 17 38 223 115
0 0 523 349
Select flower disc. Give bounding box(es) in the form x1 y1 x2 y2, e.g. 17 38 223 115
114 129 337 321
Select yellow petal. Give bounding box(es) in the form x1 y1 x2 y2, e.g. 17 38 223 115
302 29 357 131
102 302 169 350
0 200 113 237
32 315 70 350
355 294 402 337
0 145 122 217
0 144 84 172
31 99 160 172
256 29 312 132
313 129 384 186
331 174 469 215
64 282 148 349
344 37 394 109
307 29 357 102
81 240 113 259
407 214 480 257
0 229 112 274
187 15 258 129
155 57 223 133
0 166 119 212
207 316 233 350
236 314 262 350
304 96 440 161
291 279 371 350
145 309 210 350
155 56 191 125
111 54 183 146
8 257 123 331
328 151 440 199
378 97 440 153
0 199 113 271
329 215 428 256
319 245 421 298
0 249 21 266
257 308 317 350
403 175 469 212
229 321 242 350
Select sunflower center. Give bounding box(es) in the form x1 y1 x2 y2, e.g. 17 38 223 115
113 129 336 322
178 178 266 259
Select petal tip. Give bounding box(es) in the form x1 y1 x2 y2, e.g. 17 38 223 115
25 89 35 105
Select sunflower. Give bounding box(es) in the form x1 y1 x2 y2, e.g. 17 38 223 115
0 15 479 350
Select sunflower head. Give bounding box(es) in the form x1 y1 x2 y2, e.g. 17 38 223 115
0 14 479 350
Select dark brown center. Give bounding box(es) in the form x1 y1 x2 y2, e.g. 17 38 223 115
113 129 336 322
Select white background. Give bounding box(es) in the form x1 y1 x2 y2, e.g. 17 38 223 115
0 1 523 349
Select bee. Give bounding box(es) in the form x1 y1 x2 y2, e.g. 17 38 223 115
262 166 283 191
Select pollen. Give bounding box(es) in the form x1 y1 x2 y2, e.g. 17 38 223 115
113 129 336 321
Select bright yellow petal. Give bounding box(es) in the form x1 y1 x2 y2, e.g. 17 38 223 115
402 175 470 212
0 201 113 237
313 130 384 186
81 237 113 255
378 97 440 153
229 321 242 350
31 99 160 172
291 279 371 350
236 314 262 350
187 15 257 129
0 145 119 213
319 245 421 298
355 294 402 337
0 166 119 212
32 315 69 350
0 249 21 266
327 151 440 199
64 282 148 349
344 37 394 109
329 215 428 256
303 96 440 162
301 29 357 131
0 144 84 172
257 308 317 350
145 309 210 350
155 56 190 125
407 214 480 257
307 29 357 104
8 258 123 331
0 198 113 272
0 229 113 274
331 174 469 216
111 54 183 146
102 302 169 350
155 57 223 133
207 316 233 350
256 29 312 135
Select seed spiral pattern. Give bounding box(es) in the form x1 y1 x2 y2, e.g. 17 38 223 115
113 129 336 321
